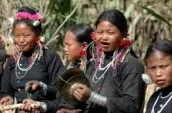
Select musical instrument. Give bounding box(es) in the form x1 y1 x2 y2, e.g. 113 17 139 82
55 68 90 106
0 104 23 113
0 100 40 113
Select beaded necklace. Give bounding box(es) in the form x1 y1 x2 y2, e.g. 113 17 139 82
92 48 129 83
92 49 117 83
15 46 40 82
151 90 172 113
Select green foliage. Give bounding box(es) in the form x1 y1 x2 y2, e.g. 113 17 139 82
44 0 77 51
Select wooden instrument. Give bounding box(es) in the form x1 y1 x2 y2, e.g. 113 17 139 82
0 104 23 113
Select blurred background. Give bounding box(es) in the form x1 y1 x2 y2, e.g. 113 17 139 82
0 0 172 60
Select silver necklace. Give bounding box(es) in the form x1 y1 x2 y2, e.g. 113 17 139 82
16 52 38 71
98 51 117 71
92 50 117 83
15 52 39 81
151 90 172 113
92 64 111 83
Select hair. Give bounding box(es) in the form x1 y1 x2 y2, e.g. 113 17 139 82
144 39 172 64
68 24 94 60
69 24 93 44
95 9 128 37
13 6 42 36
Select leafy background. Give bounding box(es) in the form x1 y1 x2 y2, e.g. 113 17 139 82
0 0 171 59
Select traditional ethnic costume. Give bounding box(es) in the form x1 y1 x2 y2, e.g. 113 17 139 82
84 48 145 113
146 85 172 113
0 46 64 112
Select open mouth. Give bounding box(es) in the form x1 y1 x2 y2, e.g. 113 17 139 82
18 45 26 49
100 42 110 48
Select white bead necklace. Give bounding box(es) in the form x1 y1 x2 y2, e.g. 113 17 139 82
151 90 172 113
16 52 38 71
92 50 117 83
15 52 39 81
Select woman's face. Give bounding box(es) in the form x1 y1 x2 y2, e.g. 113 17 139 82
95 21 123 52
146 50 172 88
64 31 83 61
13 23 39 52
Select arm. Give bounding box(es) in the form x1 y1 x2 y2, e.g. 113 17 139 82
21 99 60 113
0 49 7 76
73 56 145 113
0 58 15 104
25 50 64 96
45 50 64 97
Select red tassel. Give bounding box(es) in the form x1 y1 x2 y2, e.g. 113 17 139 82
119 38 132 49
80 49 86 58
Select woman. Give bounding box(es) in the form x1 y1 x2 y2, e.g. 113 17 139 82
0 6 64 112
70 9 145 113
144 40 172 113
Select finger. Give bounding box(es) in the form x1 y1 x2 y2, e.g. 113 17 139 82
25 84 32 92
75 83 86 88
74 87 86 96
26 81 33 86
23 99 29 104
25 103 32 111
73 91 82 101
32 83 39 91
61 109 69 113
56 110 64 113
20 104 25 110
31 107 38 112
33 110 40 113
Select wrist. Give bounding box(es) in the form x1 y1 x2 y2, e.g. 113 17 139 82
40 102 47 112
31 101 47 113
88 91 107 106
39 82 47 95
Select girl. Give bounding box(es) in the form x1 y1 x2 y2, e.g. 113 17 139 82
144 40 172 113
56 24 94 113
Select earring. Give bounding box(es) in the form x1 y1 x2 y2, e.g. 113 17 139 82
80 49 86 58
119 38 132 49
80 49 87 72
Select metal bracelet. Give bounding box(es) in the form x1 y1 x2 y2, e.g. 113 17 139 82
88 91 107 106
39 82 47 95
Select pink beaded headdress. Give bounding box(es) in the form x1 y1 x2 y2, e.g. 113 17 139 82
15 11 43 27
15 12 41 20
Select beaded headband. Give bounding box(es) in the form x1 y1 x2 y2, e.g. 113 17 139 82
15 12 42 26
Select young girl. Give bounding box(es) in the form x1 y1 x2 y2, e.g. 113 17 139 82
64 23 94 70
70 9 145 113
56 24 94 113
144 40 172 113
0 6 64 112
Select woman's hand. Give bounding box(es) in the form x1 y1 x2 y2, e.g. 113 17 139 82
72 83 91 102
25 80 41 93
0 96 14 105
20 99 41 113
